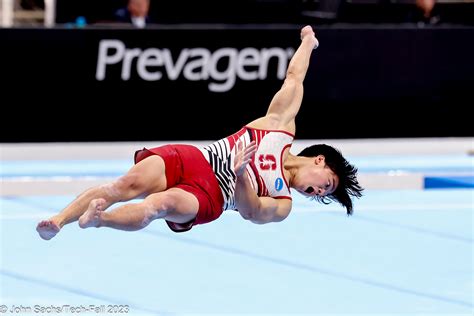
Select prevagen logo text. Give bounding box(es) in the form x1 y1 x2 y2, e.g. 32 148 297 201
95 39 294 93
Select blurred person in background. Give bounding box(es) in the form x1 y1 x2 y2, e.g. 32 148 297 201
416 0 435 18
301 0 343 23
407 0 440 25
20 0 44 10
114 0 152 28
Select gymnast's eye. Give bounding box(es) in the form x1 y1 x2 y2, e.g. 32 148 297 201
305 186 314 194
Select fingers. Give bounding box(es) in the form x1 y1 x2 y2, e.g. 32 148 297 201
243 141 257 159
236 140 256 153
236 141 256 159
234 140 257 176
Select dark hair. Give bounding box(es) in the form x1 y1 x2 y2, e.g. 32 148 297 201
298 144 363 215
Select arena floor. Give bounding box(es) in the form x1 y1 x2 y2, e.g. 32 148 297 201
1 138 472 315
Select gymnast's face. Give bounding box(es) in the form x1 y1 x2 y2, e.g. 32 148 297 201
294 155 339 198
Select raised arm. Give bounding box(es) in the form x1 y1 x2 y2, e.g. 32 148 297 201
248 25 319 133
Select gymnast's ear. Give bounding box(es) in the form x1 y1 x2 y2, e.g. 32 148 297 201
314 155 325 165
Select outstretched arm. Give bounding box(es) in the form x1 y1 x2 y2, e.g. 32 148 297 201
233 141 292 224
248 25 319 133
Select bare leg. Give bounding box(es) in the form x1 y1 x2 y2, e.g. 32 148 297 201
36 155 167 240
78 198 157 231
36 185 116 240
78 188 199 231
78 198 107 228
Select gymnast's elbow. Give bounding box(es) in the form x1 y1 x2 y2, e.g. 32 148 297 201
237 208 256 221
249 212 278 225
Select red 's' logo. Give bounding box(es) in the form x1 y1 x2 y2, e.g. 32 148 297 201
258 154 276 170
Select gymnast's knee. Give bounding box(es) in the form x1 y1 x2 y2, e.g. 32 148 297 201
103 173 143 200
145 193 178 217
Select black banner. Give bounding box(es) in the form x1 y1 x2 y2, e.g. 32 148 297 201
1 25 473 142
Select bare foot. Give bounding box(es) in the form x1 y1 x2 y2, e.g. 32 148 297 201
301 25 319 49
78 198 106 228
36 219 61 240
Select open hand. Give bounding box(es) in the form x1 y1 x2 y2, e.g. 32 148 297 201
234 141 257 177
